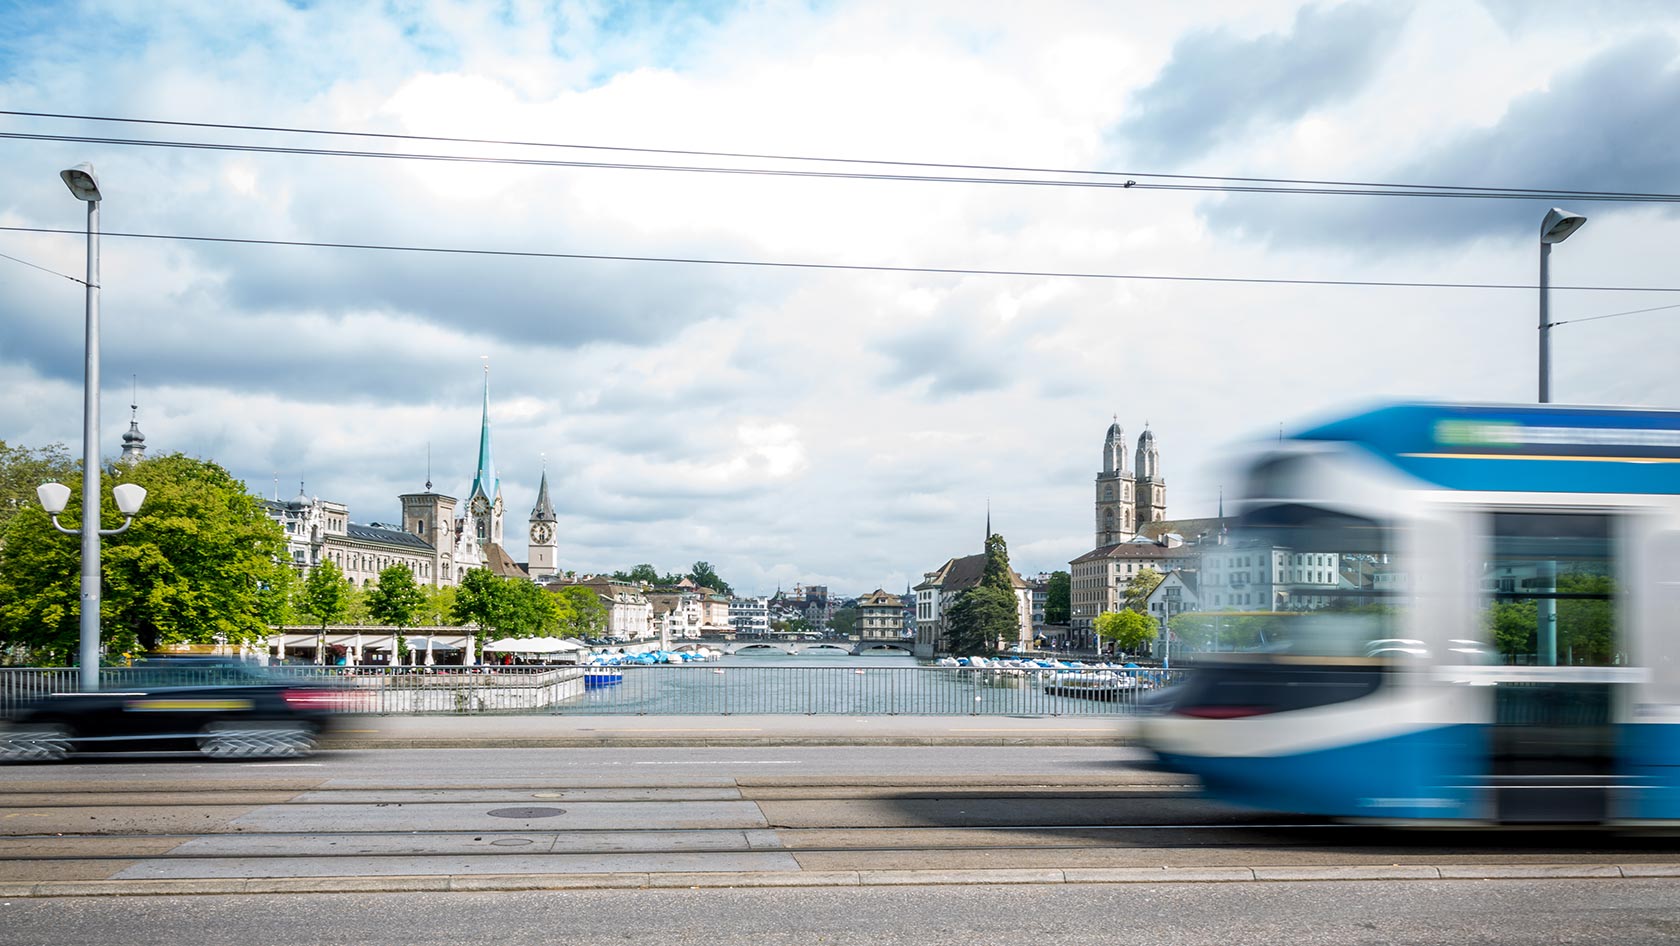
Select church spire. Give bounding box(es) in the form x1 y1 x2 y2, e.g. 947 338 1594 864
531 457 557 523
119 376 146 463
469 360 499 505
985 499 991 545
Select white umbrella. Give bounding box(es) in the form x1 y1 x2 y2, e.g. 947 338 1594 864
424 637 435 666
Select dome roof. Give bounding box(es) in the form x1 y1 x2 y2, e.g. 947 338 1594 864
1106 420 1124 438
122 422 144 444
288 487 311 510
1137 426 1156 443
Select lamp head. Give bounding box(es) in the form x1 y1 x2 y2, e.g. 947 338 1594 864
36 481 71 515
112 482 147 516
1541 207 1586 244
59 163 102 202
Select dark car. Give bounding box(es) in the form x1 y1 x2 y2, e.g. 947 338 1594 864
0 656 356 762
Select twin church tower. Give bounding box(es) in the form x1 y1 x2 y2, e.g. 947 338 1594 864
1094 419 1166 547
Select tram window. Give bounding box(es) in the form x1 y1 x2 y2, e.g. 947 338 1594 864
1482 512 1618 667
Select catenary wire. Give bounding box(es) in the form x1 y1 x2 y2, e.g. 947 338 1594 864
0 248 88 286
5 224 1679 293
1549 301 1680 327
4 108 1679 202
5 130 1680 203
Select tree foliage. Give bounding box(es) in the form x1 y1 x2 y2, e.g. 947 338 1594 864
0 453 290 662
1121 567 1164 612
828 606 857 637
687 560 731 595
552 585 608 639
946 534 1023 655
1095 608 1157 654
0 440 78 539
366 564 425 629
452 570 559 638
298 558 351 631
613 563 662 585
1044 570 1071 625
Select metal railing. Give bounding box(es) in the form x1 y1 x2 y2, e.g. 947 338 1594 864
0 665 1180 717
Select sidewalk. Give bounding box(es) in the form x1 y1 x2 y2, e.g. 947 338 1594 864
322 714 1140 748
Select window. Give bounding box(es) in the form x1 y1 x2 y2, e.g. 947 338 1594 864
1483 512 1618 667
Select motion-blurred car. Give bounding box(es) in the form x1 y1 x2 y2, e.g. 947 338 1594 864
0 655 357 762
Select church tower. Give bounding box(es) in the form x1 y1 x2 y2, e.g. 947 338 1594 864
464 363 504 552
1094 418 1135 547
400 450 458 588
527 461 559 580
1134 425 1166 527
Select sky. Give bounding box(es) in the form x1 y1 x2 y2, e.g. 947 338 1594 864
3 0 1679 596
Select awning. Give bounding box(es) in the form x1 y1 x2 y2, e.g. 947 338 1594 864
482 636 586 654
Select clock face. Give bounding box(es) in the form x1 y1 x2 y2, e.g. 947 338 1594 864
470 495 490 516
532 523 553 544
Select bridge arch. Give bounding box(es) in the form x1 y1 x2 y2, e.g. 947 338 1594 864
730 642 796 656
856 642 913 655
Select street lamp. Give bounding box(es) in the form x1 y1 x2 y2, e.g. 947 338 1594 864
1538 208 1587 404
47 162 140 691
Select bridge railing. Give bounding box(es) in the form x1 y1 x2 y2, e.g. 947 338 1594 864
0 665 1178 716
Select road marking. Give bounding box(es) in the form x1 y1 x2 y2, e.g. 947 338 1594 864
1 812 48 819
630 760 800 765
952 728 1114 733
576 728 765 732
246 763 324 767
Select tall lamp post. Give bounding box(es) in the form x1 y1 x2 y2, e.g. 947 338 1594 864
43 163 149 691
1538 208 1587 404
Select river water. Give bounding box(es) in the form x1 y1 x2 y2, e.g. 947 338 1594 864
558 651 1152 716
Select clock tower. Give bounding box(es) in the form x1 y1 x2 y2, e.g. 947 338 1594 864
527 464 559 580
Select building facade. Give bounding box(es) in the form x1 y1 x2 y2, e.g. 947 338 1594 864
730 596 770 637
1071 418 1173 634
913 551 1034 657
856 588 906 642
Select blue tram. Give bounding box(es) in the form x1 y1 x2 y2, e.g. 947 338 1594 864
1139 402 1680 824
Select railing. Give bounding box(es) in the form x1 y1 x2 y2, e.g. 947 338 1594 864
0 665 1180 717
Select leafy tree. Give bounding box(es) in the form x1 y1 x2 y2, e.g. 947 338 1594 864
828 606 857 637
419 585 461 626
366 564 426 659
453 570 559 638
1096 608 1157 655
613 563 661 585
0 440 78 539
687 560 732 595
0 453 290 662
553 585 608 639
1121 567 1164 612
1044 570 1071 625
946 534 1023 655
946 585 1016 656
298 558 351 636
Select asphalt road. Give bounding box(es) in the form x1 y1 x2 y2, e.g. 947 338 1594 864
4 880 1680 946
2 745 1678 945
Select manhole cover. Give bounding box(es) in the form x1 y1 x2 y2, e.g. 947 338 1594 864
491 838 535 846
487 807 565 819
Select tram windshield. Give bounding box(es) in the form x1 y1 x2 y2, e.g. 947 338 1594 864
1172 504 1404 659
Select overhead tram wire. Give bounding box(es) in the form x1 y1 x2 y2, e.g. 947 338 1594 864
1549 301 1680 327
4 108 1680 203
5 224 1679 294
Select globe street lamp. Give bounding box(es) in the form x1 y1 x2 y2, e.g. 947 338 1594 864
1538 208 1587 404
36 480 146 687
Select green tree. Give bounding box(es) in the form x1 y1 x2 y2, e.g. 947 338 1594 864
0 453 290 662
366 564 426 661
1095 608 1157 655
553 585 608 639
298 558 351 637
829 606 858 637
946 534 1023 655
418 585 461 626
453 570 559 638
0 441 78 539
687 561 732 595
1044 570 1071 625
452 568 504 634
613 563 661 585
1121 567 1164 612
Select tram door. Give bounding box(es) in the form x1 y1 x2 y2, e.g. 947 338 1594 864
1483 512 1622 823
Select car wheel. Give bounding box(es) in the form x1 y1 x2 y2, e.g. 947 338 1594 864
0 723 75 763
198 721 317 760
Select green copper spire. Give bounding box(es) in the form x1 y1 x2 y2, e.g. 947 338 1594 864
469 363 499 507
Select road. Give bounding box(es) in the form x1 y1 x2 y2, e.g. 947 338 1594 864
2 746 1677 944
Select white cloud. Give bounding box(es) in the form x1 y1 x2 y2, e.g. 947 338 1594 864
2 0 1677 594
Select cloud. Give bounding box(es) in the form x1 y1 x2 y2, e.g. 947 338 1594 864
1204 35 1680 249
1115 3 1411 165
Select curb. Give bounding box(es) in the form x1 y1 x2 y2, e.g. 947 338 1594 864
4 864 1676 898
320 736 1134 749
